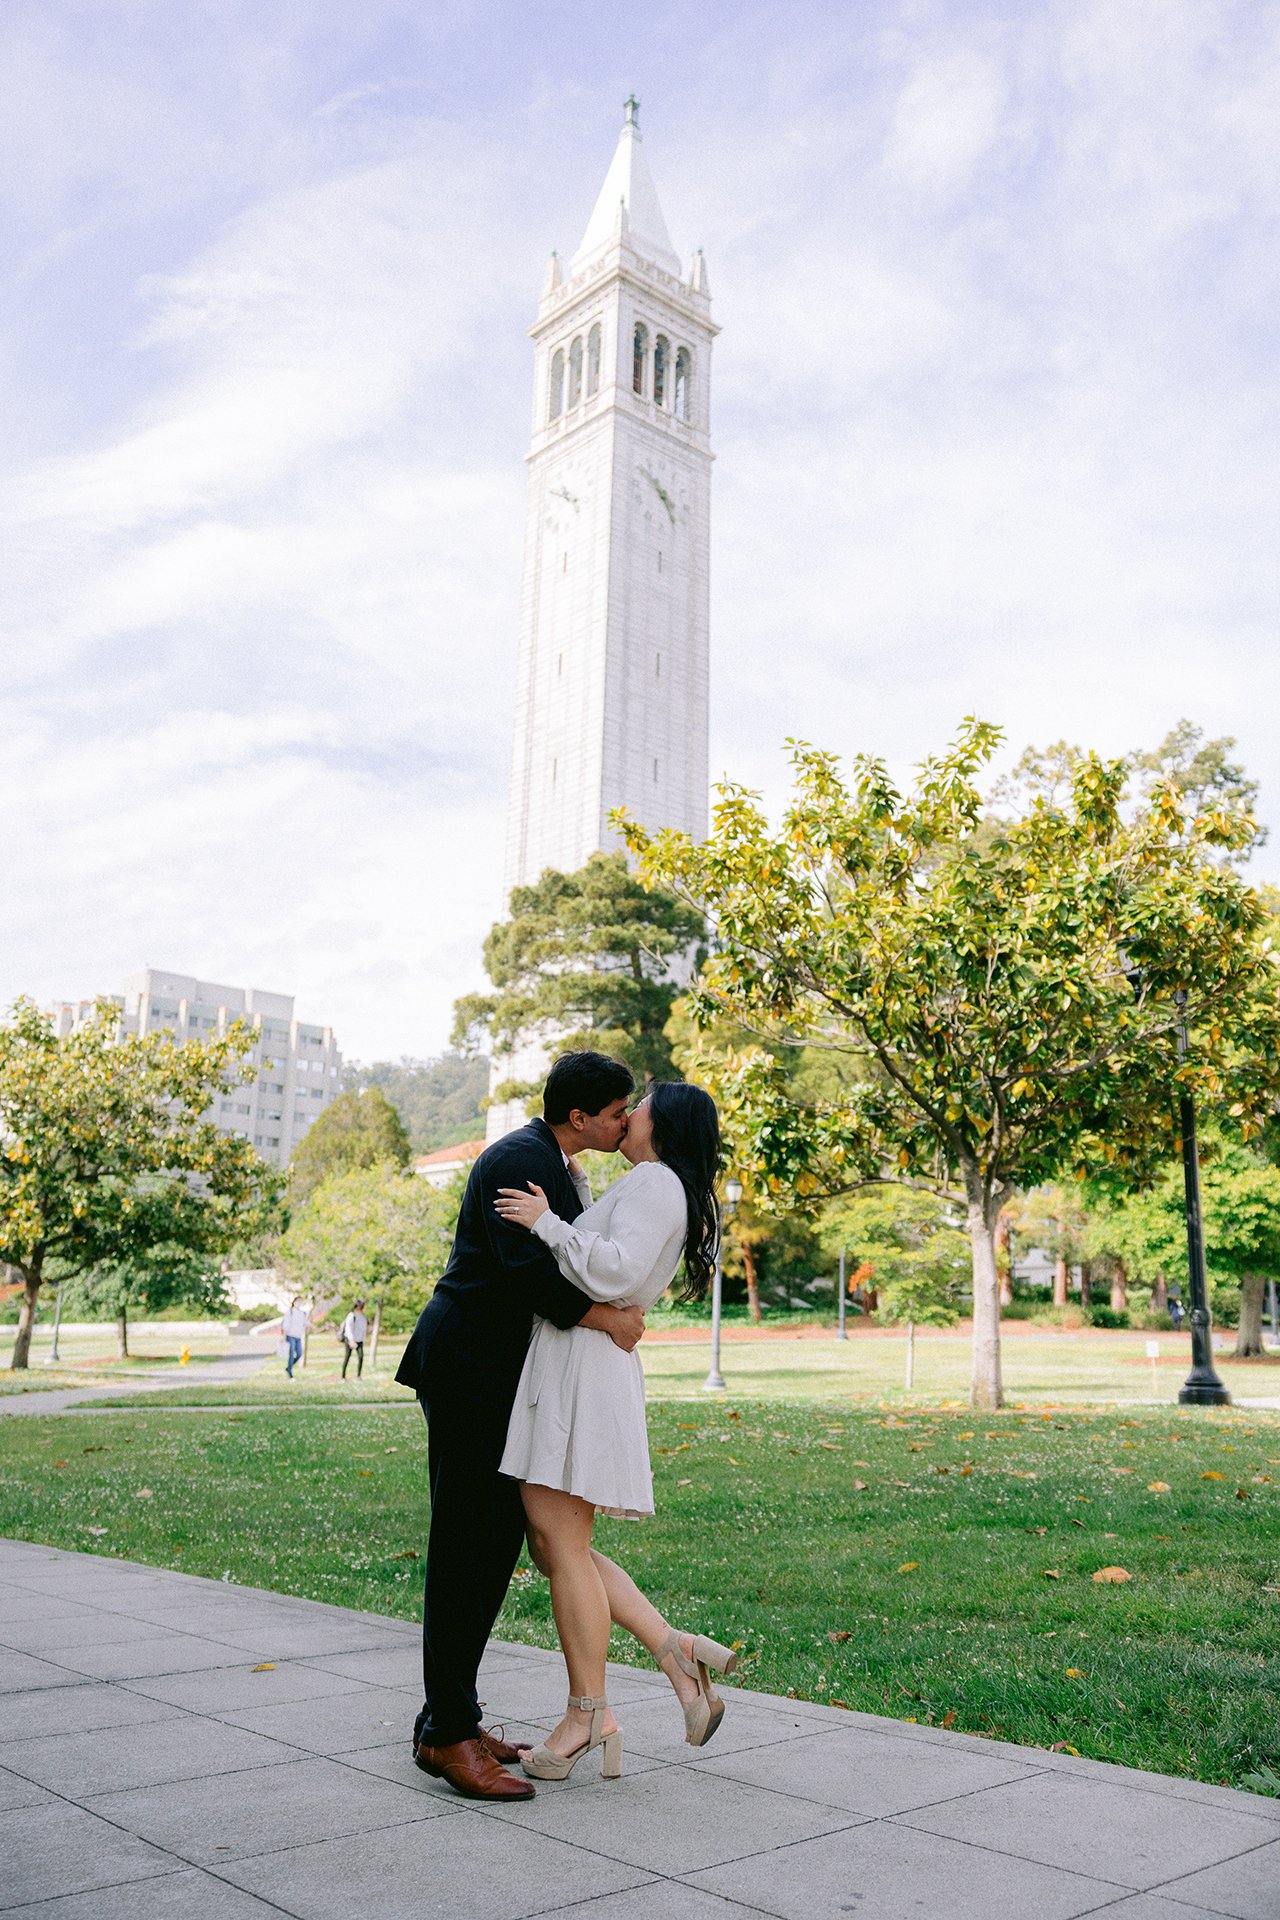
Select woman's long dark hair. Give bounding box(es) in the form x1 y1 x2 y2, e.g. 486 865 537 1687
647 1081 723 1301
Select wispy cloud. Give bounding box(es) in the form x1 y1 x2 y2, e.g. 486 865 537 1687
2 0 1278 1060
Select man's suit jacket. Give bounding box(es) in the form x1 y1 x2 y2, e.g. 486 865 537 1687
394 1117 591 1402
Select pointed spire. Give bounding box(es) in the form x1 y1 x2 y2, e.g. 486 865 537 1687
571 97 681 275
542 249 562 296
689 247 710 295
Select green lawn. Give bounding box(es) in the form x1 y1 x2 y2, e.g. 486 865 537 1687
86 1324 1280 1410
2 1398 1278 1791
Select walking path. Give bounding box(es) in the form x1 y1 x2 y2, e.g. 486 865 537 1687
0 1349 271 1418
1 1540 1277 1917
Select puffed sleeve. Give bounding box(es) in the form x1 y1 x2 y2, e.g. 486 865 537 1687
530 1165 686 1303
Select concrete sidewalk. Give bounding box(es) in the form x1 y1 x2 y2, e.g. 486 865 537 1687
0 1540 1276 1918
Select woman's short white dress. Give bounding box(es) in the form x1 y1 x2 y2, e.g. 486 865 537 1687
499 1160 688 1518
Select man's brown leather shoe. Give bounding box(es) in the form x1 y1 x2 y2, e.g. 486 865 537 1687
415 1736 535 1800
478 1726 524 1765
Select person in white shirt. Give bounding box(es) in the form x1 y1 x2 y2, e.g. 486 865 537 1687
281 1296 308 1378
340 1299 368 1379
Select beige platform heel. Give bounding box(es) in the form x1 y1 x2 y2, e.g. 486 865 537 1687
520 1695 622 1781
657 1631 738 1747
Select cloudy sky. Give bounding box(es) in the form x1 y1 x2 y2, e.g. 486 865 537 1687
4 1 1278 1062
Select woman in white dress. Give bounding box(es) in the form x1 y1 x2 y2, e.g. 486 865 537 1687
494 1081 738 1781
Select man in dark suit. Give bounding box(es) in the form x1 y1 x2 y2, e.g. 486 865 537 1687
395 1050 640 1800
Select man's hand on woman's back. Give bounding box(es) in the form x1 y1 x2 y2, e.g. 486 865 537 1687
580 1303 646 1352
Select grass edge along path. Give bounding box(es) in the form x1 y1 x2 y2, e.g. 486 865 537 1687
0 1400 1277 1793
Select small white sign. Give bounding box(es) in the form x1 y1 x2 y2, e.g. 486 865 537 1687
1146 1340 1160 1358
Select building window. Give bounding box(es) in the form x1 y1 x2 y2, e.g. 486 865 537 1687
632 323 648 396
587 323 601 396
568 336 583 408
654 335 669 408
549 348 565 421
675 347 692 420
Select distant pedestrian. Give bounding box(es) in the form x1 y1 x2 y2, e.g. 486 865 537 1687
341 1299 368 1379
1169 1296 1185 1332
281 1296 308 1378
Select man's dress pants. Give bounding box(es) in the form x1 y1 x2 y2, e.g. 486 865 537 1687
414 1359 527 1749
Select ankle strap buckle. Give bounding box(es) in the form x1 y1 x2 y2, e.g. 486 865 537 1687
567 1693 609 1712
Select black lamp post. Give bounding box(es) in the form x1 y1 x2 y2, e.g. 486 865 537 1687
1171 991 1230 1407
1121 956 1229 1407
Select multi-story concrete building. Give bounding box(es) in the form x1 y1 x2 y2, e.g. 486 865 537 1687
488 98 716 1140
49 968 341 1171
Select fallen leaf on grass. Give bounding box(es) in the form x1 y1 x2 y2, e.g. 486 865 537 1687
818 1442 839 1450
1065 1668 1085 1678
1043 1569 1061 1579
1147 1482 1171 1493
1236 1488 1250 1500
959 1465 974 1476
82 1445 107 1453
896 1562 920 1574
1070 1518 1086 1528
52 1460 67 1469
677 1478 693 1487
86 1526 108 1536
1202 1471 1226 1481
135 1488 153 1499
358 1470 372 1478
1050 1741 1081 1755
391 1549 419 1561
852 1480 867 1491
1092 1566 1132 1584
828 1631 852 1643
1024 1526 1048 1536
941 1708 957 1728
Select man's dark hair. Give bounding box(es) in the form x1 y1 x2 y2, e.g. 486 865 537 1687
543 1051 635 1125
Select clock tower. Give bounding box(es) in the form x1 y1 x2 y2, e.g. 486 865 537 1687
488 99 717 1139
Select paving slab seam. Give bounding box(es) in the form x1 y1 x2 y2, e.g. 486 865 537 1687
886 1808 1256 1896
1 1862 306 1920
8 1746 469 1899
469 1789 868 1872
1068 1886 1240 1919
1116 1831 1280 1908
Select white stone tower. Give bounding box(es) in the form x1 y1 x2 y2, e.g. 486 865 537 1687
487 98 716 1141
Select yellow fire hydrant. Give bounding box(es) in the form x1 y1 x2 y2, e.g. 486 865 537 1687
178 1346 191 1367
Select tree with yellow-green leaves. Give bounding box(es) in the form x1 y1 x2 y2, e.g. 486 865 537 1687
622 719 1280 1409
0 999 280 1369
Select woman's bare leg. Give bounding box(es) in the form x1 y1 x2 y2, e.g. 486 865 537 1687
520 1484 618 1754
589 1548 701 1713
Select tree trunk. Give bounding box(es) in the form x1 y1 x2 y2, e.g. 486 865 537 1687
1053 1249 1069 1308
1151 1271 1168 1315
967 1182 1003 1410
1234 1273 1265 1359
905 1319 915 1390
9 1264 41 1371
1111 1259 1129 1315
742 1244 763 1325
1080 1261 1093 1309
995 1214 1013 1310
369 1301 382 1369
116 1310 129 1361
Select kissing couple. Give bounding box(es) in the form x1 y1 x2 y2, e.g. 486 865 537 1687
395 1050 738 1799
